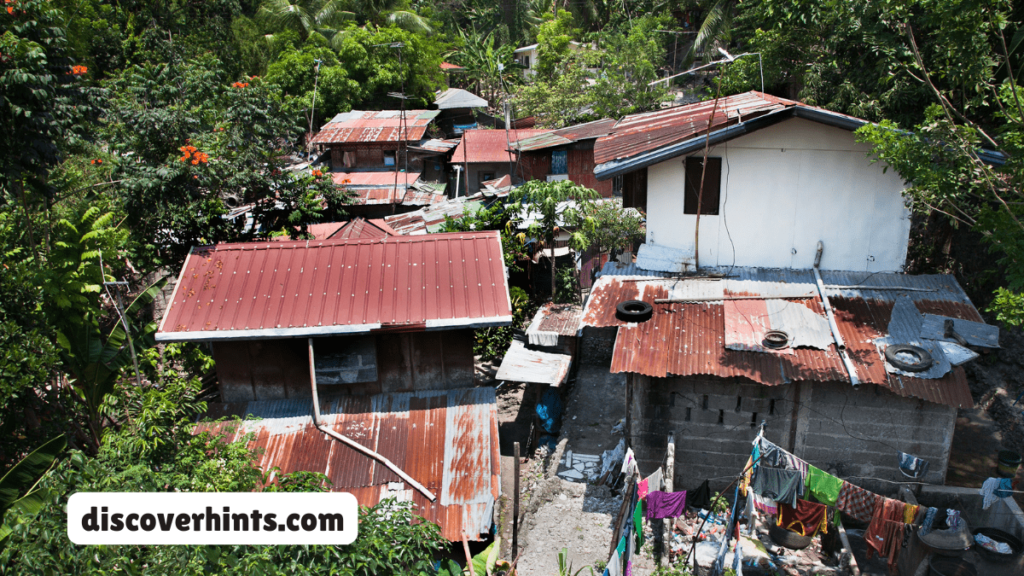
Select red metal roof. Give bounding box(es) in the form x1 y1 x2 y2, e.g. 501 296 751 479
311 110 440 145
332 218 398 240
332 172 420 187
528 303 583 336
451 129 552 164
594 92 798 165
194 387 500 541
586 274 977 408
515 118 616 152
270 222 348 242
156 232 513 341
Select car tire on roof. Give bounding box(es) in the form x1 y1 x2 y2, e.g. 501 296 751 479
884 344 934 372
616 300 653 322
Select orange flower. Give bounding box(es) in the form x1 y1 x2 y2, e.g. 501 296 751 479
6 7 13 14
69 65 87 75
311 169 323 177
192 159 199 165
90 158 103 165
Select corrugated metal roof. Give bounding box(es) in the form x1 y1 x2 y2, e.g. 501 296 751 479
595 260 672 279
311 110 440 145
636 244 694 273
515 118 616 152
723 298 833 352
270 222 348 242
452 129 552 164
594 92 790 165
332 218 397 240
194 387 500 541
434 88 488 109
401 189 447 206
584 267 985 408
383 196 487 235
332 172 420 187
156 232 513 341
526 302 583 346
412 139 460 154
495 340 572 385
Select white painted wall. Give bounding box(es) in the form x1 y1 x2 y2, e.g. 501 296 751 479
644 117 911 271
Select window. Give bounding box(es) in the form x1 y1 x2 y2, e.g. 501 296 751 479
684 156 721 215
622 168 647 211
550 150 568 174
313 338 378 384
383 152 396 167
522 55 531 69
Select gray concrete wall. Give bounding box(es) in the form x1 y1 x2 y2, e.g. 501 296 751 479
628 376 957 494
628 375 797 492
795 381 957 491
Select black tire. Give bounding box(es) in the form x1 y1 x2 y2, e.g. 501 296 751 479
768 523 812 550
616 300 653 322
884 344 934 372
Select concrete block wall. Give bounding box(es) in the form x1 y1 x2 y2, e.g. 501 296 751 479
795 381 957 488
628 375 796 492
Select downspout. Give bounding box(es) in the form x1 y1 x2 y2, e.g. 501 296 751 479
308 338 437 501
811 242 860 386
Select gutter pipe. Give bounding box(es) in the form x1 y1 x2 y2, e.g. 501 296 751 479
307 338 437 501
811 242 860 386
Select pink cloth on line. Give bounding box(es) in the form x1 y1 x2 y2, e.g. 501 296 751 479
645 491 687 520
638 479 649 499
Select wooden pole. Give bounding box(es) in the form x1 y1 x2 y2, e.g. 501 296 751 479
513 442 520 559
609 475 636 557
661 434 675 566
462 532 476 576
837 523 862 576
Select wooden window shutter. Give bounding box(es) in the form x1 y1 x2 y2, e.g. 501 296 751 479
622 168 648 211
684 157 721 215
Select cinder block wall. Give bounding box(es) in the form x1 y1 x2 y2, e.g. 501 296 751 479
628 375 796 492
796 381 957 491
627 375 958 496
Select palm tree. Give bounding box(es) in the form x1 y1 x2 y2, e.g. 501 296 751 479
257 0 432 48
682 0 735 67
454 29 519 106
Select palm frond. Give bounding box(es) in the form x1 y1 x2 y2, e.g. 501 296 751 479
387 11 433 35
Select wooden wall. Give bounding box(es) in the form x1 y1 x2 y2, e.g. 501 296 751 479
212 329 476 402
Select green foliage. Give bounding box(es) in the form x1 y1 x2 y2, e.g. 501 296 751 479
988 288 1024 326
474 286 536 361
576 201 645 256
96 55 345 270
535 10 578 79
0 435 66 547
557 546 594 576
453 29 521 107
589 14 670 118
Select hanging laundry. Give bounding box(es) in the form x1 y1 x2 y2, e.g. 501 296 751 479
868 519 906 574
644 468 663 493
758 439 785 467
805 465 843 506
919 507 938 536
621 448 637 477
776 499 829 537
784 453 809 483
750 492 777 515
638 478 650 500
996 477 1014 498
740 455 753 497
980 477 1008 510
750 466 804 507
902 503 920 524
837 481 880 523
646 491 688 520
865 497 906 564
690 480 712 511
633 500 644 550
606 550 621 576
898 452 930 479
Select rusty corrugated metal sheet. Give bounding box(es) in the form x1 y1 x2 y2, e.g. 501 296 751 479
495 340 572 385
401 189 447 206
593 92 792 165
193 387 500 541
156 232 513 341
384 196 487 235
269 222 348 242
332 172 421 187
515 118 616 152
526 303 583 343
591 267 981 408
312 110 440 145
452 129 552 164
332 218 395 240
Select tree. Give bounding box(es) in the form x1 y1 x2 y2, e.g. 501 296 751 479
590 14 670 118
507 180 600 300
514 52 596 127
533 9 577 80
577 200 645 257
452 29 520 108
95 55 345 270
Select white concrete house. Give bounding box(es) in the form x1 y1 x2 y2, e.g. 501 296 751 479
593 91 915 272
514 41 583 80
